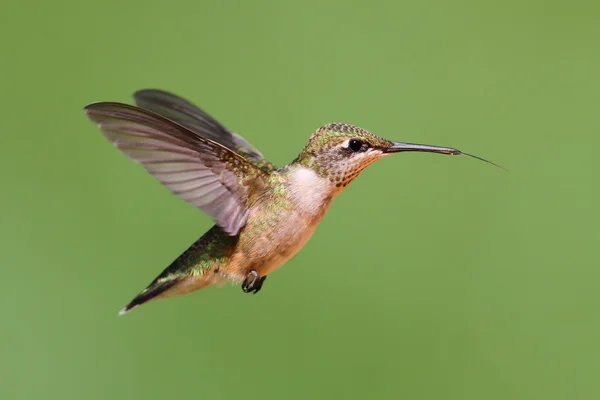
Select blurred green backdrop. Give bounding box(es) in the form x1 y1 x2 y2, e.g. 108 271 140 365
2 0 599 399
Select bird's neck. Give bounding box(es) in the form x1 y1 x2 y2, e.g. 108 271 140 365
276 164 339 217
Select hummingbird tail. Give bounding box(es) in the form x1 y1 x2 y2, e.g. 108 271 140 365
118 278 182 316
118 226 231 315
118 272 222 315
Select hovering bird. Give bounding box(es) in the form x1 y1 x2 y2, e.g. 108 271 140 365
84 90 503 315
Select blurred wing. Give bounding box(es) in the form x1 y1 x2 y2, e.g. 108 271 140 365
85 102 268 236
133 89 275 172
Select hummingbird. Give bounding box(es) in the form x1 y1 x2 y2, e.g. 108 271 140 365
84 89 503 315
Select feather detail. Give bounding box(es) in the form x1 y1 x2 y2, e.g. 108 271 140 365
85 102 268 235
133 89 275 172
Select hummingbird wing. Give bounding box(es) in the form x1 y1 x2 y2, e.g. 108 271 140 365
133 89 276 172
85 102 268 236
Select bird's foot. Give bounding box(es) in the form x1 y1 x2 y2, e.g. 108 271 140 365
242 270 267 294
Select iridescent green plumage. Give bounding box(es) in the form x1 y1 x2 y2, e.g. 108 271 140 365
293 123 393 178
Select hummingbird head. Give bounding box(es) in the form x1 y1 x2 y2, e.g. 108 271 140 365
292 122 503 189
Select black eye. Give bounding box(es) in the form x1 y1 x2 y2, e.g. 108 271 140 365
348 139 363 152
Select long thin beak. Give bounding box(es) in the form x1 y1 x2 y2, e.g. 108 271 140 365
384 142 507 171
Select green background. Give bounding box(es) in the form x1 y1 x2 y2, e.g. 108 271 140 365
2 1 599 399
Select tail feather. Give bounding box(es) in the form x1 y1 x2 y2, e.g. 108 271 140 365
118 278 181 316
118 226 233 315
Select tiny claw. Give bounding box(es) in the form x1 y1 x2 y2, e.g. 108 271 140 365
252 276 267 294
242 271 266 294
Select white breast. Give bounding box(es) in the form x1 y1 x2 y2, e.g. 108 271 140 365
287 166 334 217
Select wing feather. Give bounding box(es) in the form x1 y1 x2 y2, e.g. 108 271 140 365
85 102 267 235
133 89 276 172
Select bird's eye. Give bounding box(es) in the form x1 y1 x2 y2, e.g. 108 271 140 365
348 139 363 152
